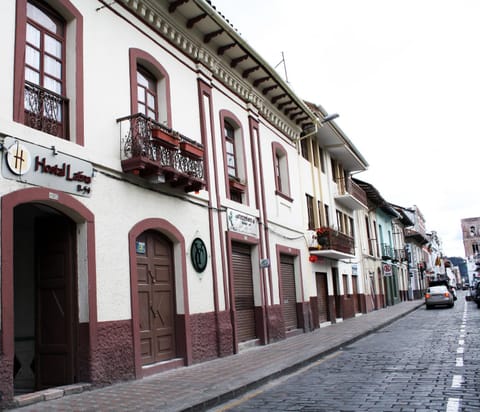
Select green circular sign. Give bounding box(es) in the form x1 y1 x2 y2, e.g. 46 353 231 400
191 237 208 273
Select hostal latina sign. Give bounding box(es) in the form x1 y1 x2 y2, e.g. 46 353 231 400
2 137 93 197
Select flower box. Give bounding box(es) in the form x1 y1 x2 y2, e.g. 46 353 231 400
180 141 204 159
151 128 180 148
229 178 246 192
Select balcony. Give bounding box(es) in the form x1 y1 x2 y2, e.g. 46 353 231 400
24 81 69 139
118 113 205 193
307 227 355 260
381 243 394 260
393 248 406 262
334 177 367 210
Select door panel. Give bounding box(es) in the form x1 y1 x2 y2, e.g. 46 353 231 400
35 216 76 389
137 231 176 365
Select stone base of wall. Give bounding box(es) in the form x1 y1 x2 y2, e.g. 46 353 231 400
265 304 285 343
90 320 135 385
0 349 14 408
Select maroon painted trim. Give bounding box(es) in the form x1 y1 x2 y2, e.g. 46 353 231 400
13 0 84 145
219 110 249 205
275 244 304 303
129 48 172 127
128 218 191 378
1 187 97 380
253 119 274 306
247 116 269 343
271 142 292 198
197 79 230 313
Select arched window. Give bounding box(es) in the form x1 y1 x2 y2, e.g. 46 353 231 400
220 111 246 204
129 48 171 127
272 142 291 200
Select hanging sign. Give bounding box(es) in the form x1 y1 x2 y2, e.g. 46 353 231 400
383 263 392 276
226 208 258 237
2 136 93 197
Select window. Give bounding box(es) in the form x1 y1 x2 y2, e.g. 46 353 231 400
319 146 326 173
225 121 237 178
324 204 330 227
331 159 338 183
25 2 65 137
221 111 246 204
365 216 373 255
14 0 84 143
272 143 291 200
129 48 171 127
136 67 157 120
306 194 315 230
300 138 309 160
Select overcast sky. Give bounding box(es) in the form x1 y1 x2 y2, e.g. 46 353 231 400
212 0 480 257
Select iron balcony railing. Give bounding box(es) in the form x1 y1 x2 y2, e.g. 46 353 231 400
336 177 368 206
24 81 69 139
313 227 355 255
117 113 205 192
381 243 394 260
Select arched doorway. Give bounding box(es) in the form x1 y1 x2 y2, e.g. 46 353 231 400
1 187 96 402
13 204 77 393
128 218 191 378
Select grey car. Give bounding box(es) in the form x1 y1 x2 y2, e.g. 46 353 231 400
425 285 454 309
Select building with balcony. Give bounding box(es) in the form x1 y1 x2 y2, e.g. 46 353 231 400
0 0 376 404
299 103 369 324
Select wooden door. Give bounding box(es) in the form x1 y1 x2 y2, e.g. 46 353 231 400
137 231 176 365
232 243 256 343
35 216 76 390
315 272 330 323
280 254 298 332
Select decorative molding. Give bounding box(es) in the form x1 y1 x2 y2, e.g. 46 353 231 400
118 0 302 141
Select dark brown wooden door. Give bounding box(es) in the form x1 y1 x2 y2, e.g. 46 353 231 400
35 216 76 390
280 254 298 332
232 242 256 343
315 272 330 323
137 231 176 365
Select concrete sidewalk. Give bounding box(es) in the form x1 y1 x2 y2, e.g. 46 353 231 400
12 300 424 411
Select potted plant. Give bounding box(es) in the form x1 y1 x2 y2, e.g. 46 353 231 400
180 140 204 159
151 127 180 148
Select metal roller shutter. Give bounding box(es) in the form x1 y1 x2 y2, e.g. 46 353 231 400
316 272 329 323
280 254 298 331
232 243 256 342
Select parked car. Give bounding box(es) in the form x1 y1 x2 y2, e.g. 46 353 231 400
425 285 454 309
472 282 480 308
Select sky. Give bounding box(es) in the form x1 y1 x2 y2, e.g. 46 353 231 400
212 0 480 257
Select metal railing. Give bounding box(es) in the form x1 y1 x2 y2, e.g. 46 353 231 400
316 227 355 255
336 177 367 206
24 81 69 139
118 113 204 181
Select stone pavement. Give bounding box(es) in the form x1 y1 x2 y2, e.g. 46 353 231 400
11 300 424 411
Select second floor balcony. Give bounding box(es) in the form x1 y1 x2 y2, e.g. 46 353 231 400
308 227 355 260
118 113 205 193
381 243 394 260
334 177 367 210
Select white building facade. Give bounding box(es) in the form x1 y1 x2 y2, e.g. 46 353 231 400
0 0 372 405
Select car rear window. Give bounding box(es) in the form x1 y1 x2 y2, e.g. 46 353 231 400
428 286 448 293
